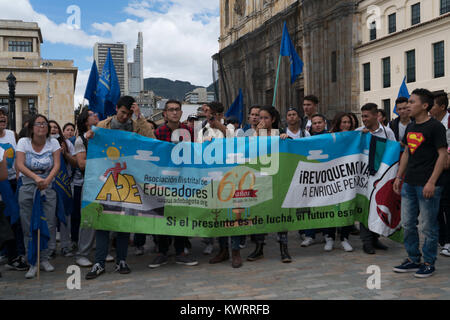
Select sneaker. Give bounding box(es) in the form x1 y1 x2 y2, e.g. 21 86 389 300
40 260 55 272
135 246 145 256
85 263 105 280
148 254 169 269
61 247 74 257
298 232 306 241
25 265 38 279
114 260 131 274
415 264 435 278
0 255 8 265
300 237 315 247
393 259 421 273
203 244 214 255
5 256 28 271
76 257 93 267
184 247 190 255
106 254 114 262
340 238 354 252
324 236 334 251
175 253 198 266
440 244 450 257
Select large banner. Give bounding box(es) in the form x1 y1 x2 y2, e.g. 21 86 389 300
81 127 403 241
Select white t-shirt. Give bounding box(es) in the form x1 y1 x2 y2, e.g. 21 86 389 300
356 123 396 141
0 146 4 162
286 127 311 139
16 137 61 183
0 129 17 180
439 112 449 129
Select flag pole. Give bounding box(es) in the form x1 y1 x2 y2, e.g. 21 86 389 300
272 54 282 107
37 229 40 280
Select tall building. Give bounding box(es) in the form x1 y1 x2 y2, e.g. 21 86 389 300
184 87 215 104
128 32 144 98
357 0 450 121
215 0 360 121
94 42 128 96
0 19 78 129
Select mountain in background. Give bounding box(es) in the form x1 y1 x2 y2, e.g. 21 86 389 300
143 77 216 101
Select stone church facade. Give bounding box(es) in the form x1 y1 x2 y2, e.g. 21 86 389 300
215 0 361 122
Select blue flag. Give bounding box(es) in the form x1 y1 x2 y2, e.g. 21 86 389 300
0 180 20 225
96 48 121 120
280 22 304 84
53 153 73 225
84 60 99 111
393 76 410 115
28 189 50 266
226 89 244 125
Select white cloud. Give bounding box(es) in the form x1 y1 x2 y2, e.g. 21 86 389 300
74 68 91 109
307 150 329 161
0 0 106 48
134 150 160 162
94 1 220 86
0 0 220 108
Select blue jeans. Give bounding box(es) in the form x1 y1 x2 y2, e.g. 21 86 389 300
401 183 442 265
95 230 130 267
218 236 243 250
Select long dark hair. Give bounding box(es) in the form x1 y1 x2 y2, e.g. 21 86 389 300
48 120 69 153
258 105 280 129
348 112 360 129
331 112 354 133
27 114 50 140
77 108 91 136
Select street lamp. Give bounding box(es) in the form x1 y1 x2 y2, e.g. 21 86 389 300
7 72 16 131
40 61 53 119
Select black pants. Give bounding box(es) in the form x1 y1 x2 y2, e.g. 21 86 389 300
71 185 83 243
0 203 15 262
438 183 450 246
323 226 352 241
134 233 147 247
359 224 379 245
158 235 186 255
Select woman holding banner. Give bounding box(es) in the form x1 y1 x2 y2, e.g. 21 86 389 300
246 105 292 263
321 112 356 252
16 114 61 279
48 120 77 258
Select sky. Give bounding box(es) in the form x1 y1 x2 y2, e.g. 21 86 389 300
0 0 220 108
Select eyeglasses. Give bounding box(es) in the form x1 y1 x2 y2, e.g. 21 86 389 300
88 112 99 117
34 122 48 127
166 108 181 113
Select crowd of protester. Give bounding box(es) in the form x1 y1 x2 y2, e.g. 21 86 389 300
0 89 448 280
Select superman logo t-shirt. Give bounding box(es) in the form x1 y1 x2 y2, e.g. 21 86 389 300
402 118 447 186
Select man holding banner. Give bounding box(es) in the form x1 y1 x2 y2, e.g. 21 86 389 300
86 96 154 280
148 99 199 269
357 103 396 254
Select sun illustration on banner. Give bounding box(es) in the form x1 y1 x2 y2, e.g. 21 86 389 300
102 142 124 161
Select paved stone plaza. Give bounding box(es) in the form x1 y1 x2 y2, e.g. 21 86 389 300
1 232 450 300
